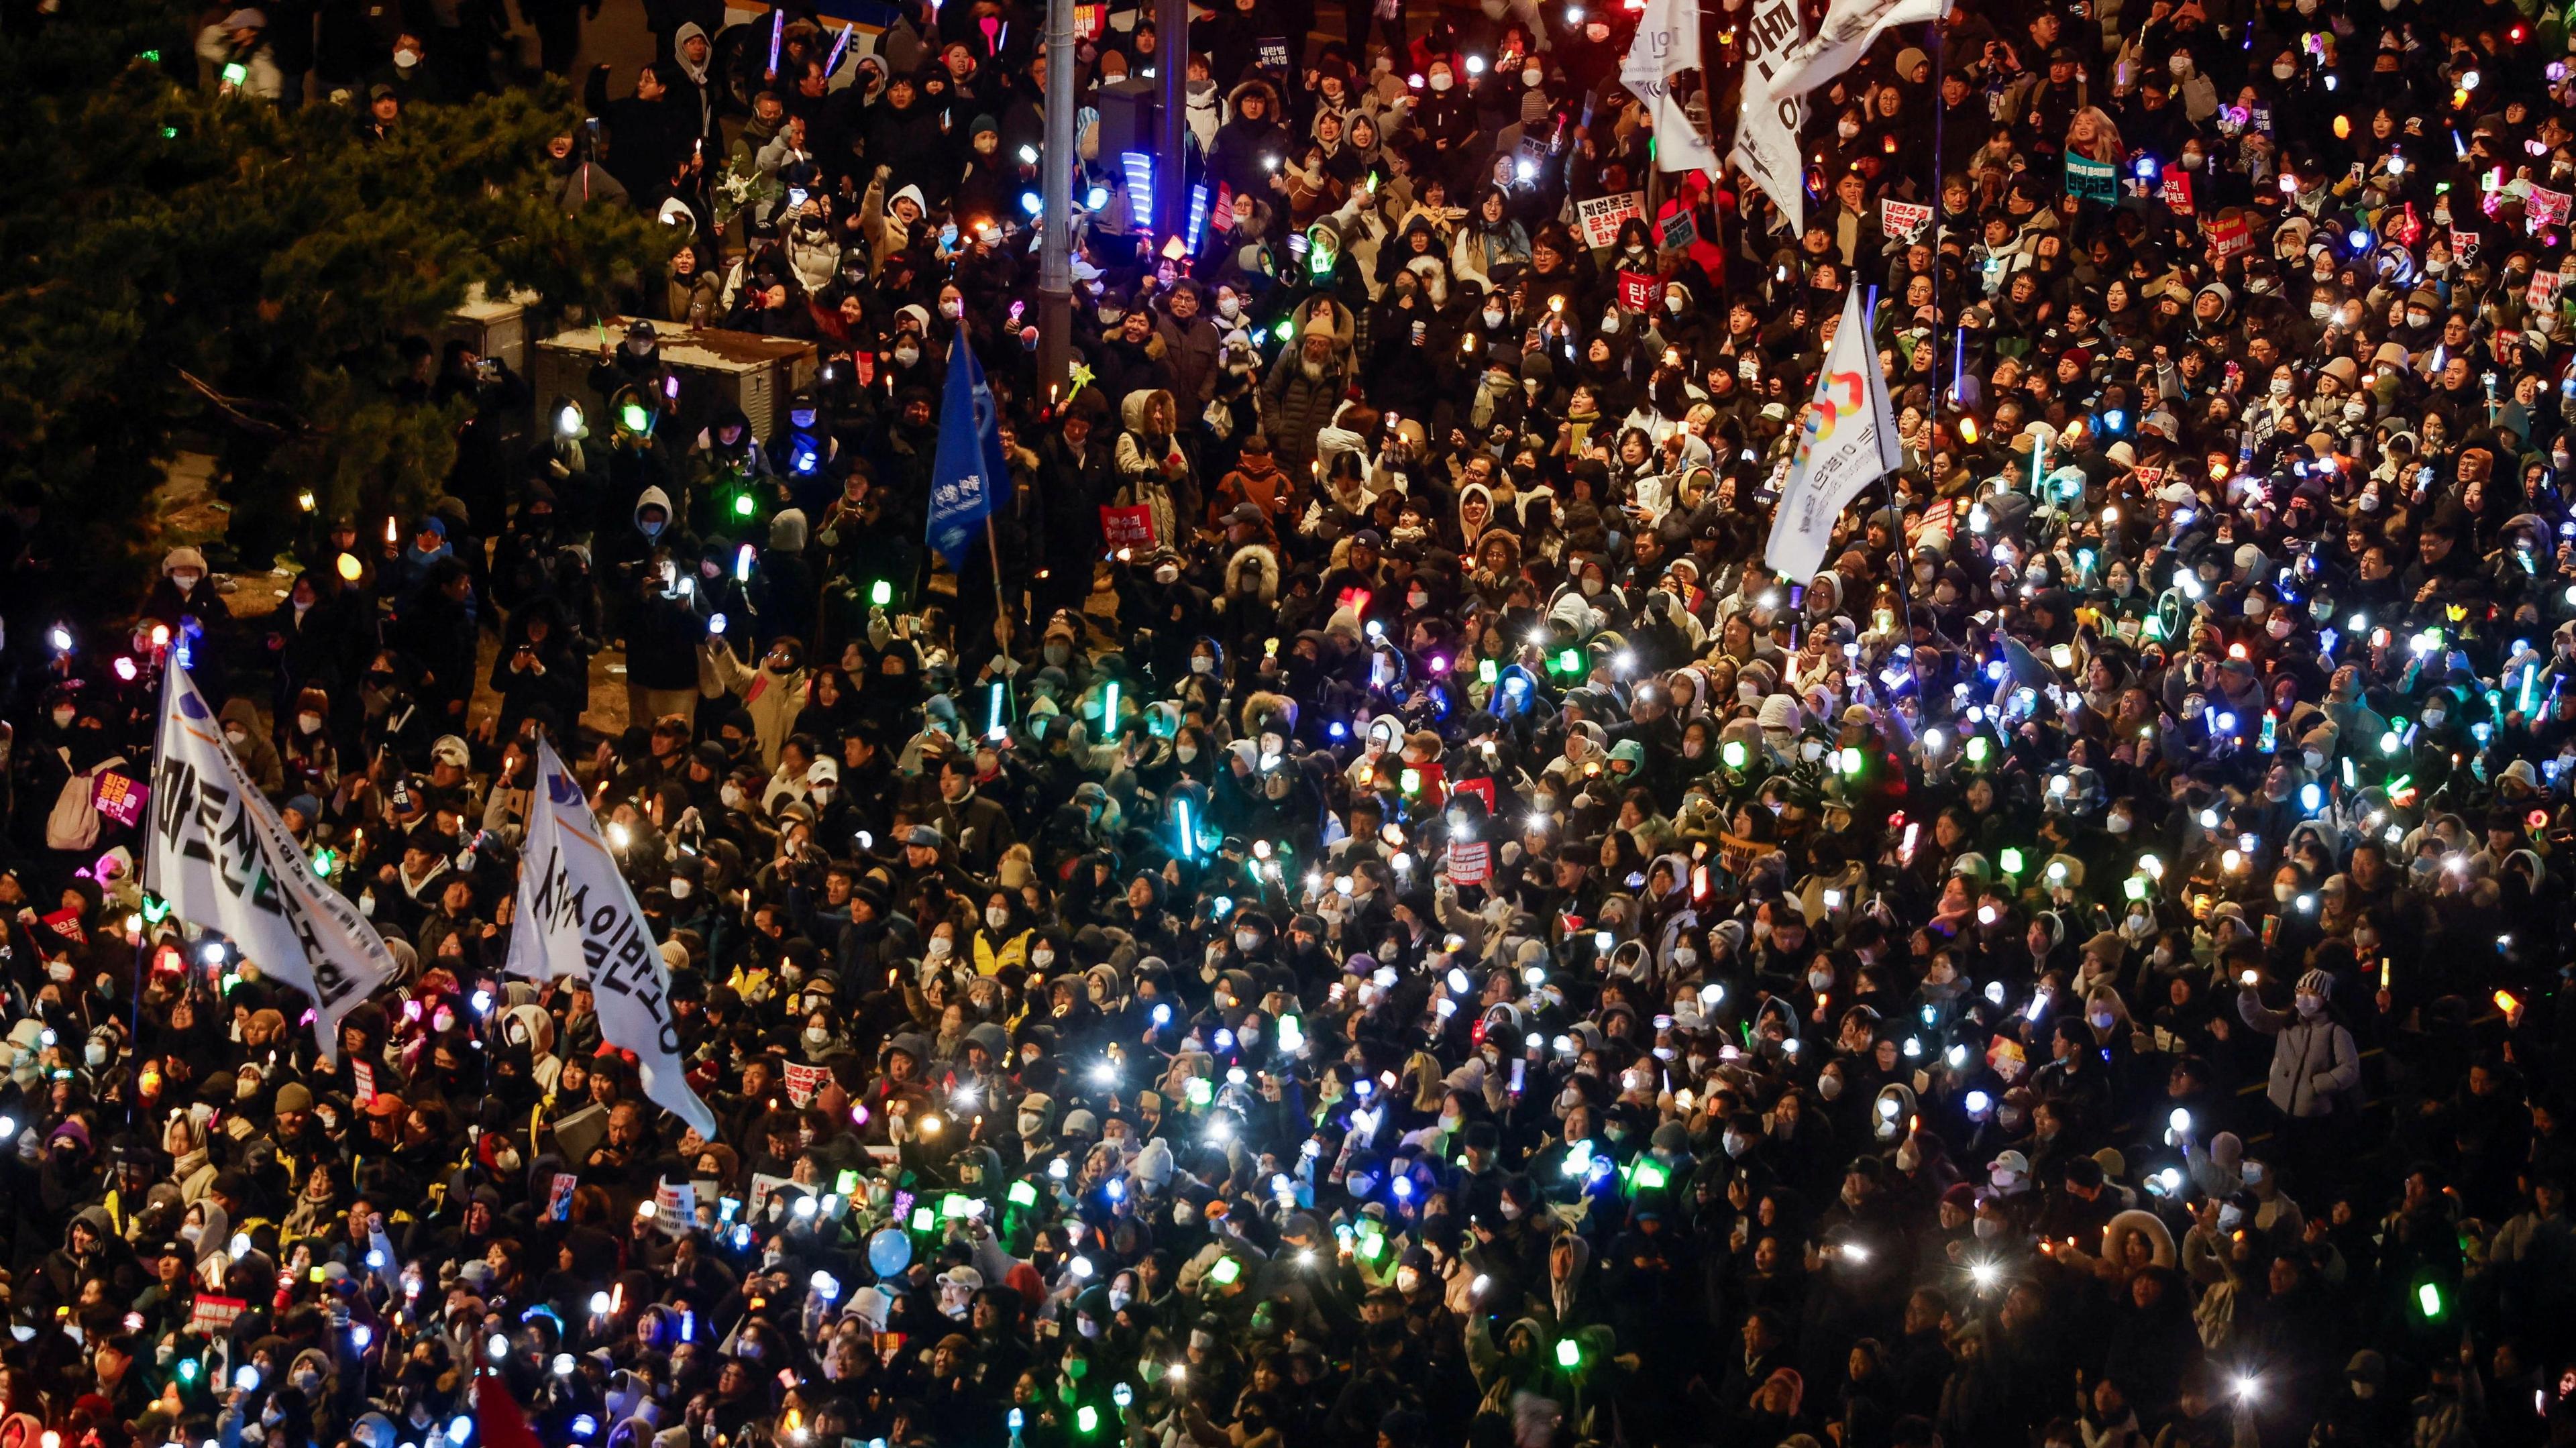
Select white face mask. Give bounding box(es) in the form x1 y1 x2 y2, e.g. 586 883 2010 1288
1175 743 1198 763
1428 71 1453 91
1218 296 1240 318
1817 1074 1843 1100
1190 655 1214 674
2295 993 2323 1017
926 936 953 959
1521 66 1542 86
297 713 324 734
987 907 1011 931
1234 928 1258 951
1030 947 1055 968
894 344 921 366
720 783 745 808
669 877 695 899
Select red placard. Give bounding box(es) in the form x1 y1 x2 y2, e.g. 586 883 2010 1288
93 771 148 828
2208 213 2253 261
1446 840 1491 886
1616 270 1657 312
1099 505 1157 551
189 1294 246 1337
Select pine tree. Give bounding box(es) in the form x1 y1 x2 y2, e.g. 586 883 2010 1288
0 0 664 584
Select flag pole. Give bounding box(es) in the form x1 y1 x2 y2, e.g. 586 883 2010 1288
1864 284 1917 648
984 512 1014 653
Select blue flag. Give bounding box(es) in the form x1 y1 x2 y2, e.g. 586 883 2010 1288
925 333 1012 567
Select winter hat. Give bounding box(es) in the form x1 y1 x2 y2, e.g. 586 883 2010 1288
163 547 208 576
2296 969 2333 997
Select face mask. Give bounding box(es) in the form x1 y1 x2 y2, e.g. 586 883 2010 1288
941 298 963 319
2407 311 2431 328
2269 376 2293 397
1522 66 1542 86
1428 72 1453 91
2295 993 2323 1017
1807 969 1833 990
1234 929 1259 952
926 936 953 959
2273 62 2296 78
1483 307 1506 328
2168 55 2190 76
986 907 1011 932
1723 1132 1748 1158
2088 1011 2114 1031
1217 296 1241 319
1817 1074 1843 1100
894 345 921 366
1974 1215 2002 1239
1837 121 1860 138
1498 1199 1522 1220
1155 564 1181 584
298 713 324 734
394 46 420 67
1396 1266 1421 1292
1665 294 1685 314
1190 654 1215 674
2106 813 2131 835
84 1042 105 1066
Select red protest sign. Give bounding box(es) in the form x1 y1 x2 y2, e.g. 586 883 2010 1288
1445 840 1491 886
1099 505 1157 551
93 771 148 828
2158 172 2194 215
189 1294 246 1337
1616 270 1657 311
2208 213 2253 261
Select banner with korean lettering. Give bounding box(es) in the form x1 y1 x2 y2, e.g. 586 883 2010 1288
146 665 398 1066
506 738 720 1141
1732 0 1808 236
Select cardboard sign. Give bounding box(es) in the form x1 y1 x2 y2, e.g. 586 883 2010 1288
2531 185 2573 227
1910 497 1954 541
352 1059 377 1105
1881 200 1931 239
786 1062 831 1107
93 771 148 828
189 1294 246 1338
1576 190 1646 249
2530 270 2563 313
1616 270 1658 311
747 1171 794 1221
1717 832 1767 878
1656 207 1698 251
1256 37 1288 68
2132 465 2167 487
2453 228 2482 264
40 908 84 944
1072 2 1102 40
2208 212 2253 262
2158 172 2194 215
1099 504 1157 551
653 1178 696 1237
2064 153 2117 204
1445 840 1491 887
547 1172 580 1221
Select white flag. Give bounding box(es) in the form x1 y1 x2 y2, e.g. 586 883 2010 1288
1621 0 1721 175
1768 0 1948 99
146 666 398 1066
1732 0 1809 236
1763 287 1901 583
508 738 720 1141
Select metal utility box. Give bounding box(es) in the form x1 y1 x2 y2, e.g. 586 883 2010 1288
445 297 529 374
531 320 819 441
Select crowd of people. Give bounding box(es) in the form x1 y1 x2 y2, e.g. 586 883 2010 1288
40 0 2576 1446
